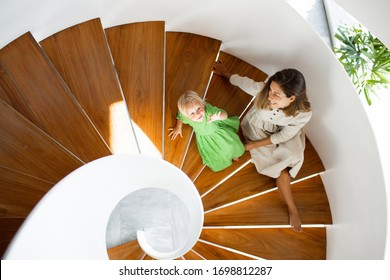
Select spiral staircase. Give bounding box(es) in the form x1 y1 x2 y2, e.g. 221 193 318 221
0 18 332 260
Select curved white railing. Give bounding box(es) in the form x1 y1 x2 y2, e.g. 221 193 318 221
4 154 203 259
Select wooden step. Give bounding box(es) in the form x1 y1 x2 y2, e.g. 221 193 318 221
204 175 332 226
105 21 165 156
201 138 325 211
181 51 268 180
190 240 256 260
0 32 111 163
0 99 83 183
164 32 221 168
0 217 25 258
40 18 137 154
0 165 54 218
194 152 252 195
200 227 327 260
183 249 204 260
107 239 145 260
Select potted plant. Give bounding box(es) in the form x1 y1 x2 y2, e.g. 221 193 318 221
334 25 390 105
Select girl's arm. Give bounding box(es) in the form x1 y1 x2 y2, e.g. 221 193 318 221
207 110 228 123
168 119 184 140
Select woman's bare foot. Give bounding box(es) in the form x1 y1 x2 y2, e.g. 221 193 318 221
289 212 303 233
233 158 239 162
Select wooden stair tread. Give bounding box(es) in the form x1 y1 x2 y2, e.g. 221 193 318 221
0 32 111 163
105 21 165 155
183 249 204 260
196 152 252 195
40 18 137 154
181 51 268 180
200 227 327 260
0 165 54 218
191 241 255 260
164 32 221 168
107 239 145 260
142 255 154 260
0 99 83 182
201 137 325 210
204 175 332 226
0 217 25 258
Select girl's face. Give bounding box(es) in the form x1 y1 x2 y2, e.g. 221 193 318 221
268 81 296 109
187 102 205 122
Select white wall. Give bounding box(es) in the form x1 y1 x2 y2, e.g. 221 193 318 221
332 0 390 260
333 0 390 49
0 0 387 259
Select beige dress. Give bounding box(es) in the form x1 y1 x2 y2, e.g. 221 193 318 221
230 74 312 178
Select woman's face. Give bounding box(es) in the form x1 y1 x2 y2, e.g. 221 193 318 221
268 81 296 109
187 102 205 122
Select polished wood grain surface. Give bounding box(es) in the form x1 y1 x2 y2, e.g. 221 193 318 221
0 32 112 162
201 138 325 211
204 175 332 226
195 152 252 195
106 22 165 154
107 240 145 260
205 51 268 116
200 227 326 260
0 99 83 182
0 217 25 258
40 18 137 154
191 241 255 260
181 52 268 179
183 249 204 260
0 165 54 218
164 32 221 168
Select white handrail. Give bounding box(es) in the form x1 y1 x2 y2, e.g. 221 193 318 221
4 154 203 259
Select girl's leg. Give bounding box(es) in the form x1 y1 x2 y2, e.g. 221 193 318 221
276 169 302 232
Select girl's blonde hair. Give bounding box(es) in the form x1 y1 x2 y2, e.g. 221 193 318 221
255 68 311 117
177 90 206 118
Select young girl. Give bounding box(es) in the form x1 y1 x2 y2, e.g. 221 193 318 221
168 90 245 172
213 61 312 232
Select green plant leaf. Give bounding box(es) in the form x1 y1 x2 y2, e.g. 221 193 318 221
334 24 390 105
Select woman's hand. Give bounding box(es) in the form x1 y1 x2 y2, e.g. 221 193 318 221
244 141 258 151
245 137 273 150
168 126 183 140
213 61 232 78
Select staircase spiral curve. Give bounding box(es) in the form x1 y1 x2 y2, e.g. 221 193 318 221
0 18 332 260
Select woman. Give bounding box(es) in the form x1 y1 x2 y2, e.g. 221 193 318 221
213 61 312 232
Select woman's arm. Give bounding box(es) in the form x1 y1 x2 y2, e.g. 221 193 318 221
213 61 264 97
270 112 312 144
245 137 272 151
213 60 233 79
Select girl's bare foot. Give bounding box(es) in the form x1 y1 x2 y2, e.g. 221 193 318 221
289 212 303 233
233 158 239 162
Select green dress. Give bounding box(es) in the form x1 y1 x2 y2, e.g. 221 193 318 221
178 103 245 172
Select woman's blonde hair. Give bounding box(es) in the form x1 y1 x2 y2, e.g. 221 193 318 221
177 90 206 118
255 69 311 117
